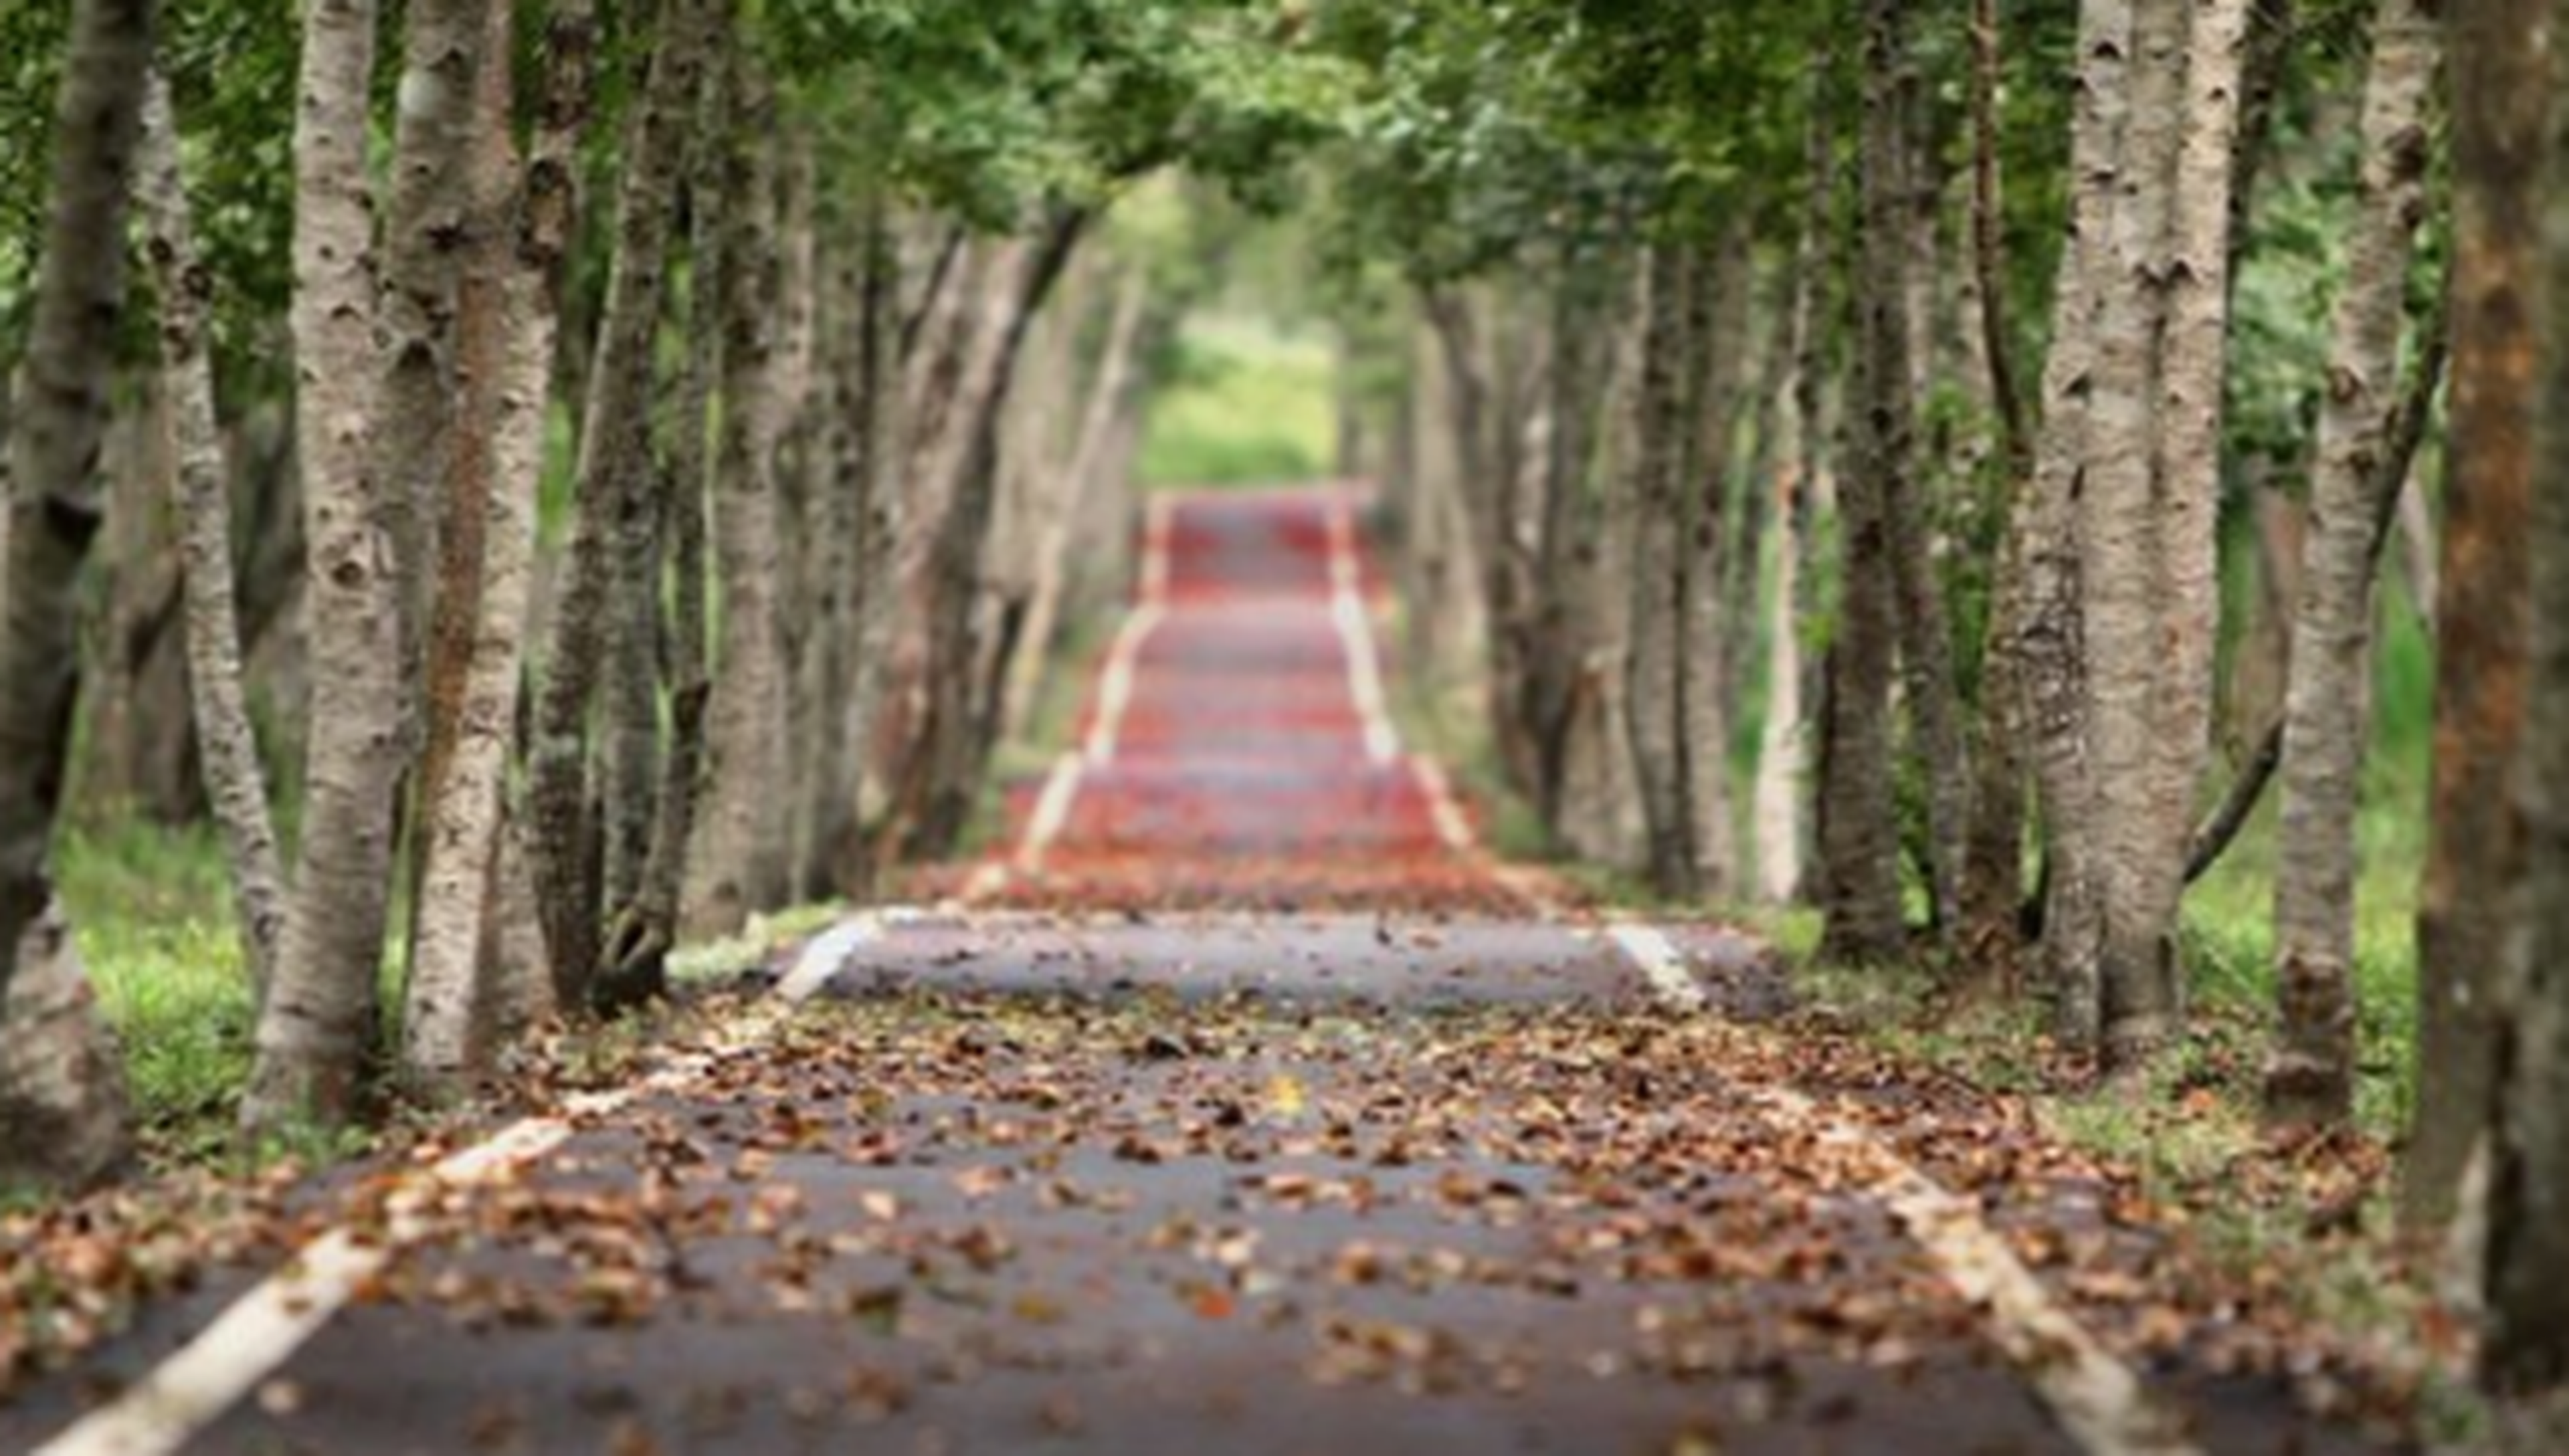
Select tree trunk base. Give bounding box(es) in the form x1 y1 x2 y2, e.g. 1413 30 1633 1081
0 903 132 1192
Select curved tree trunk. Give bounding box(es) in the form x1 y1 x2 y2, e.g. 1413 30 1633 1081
136 70 287 998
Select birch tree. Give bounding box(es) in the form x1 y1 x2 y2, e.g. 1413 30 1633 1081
2265 0 2437 1130
136 71 286 997
242 0 403 1132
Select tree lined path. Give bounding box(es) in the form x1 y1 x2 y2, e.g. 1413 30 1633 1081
6 488 2405 1455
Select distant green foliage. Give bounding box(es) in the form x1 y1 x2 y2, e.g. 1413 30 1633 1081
1138 314 1336 486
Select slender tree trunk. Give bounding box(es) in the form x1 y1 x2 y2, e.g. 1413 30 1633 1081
894 209 1089 859
597 86 720 1001
2186 295 2445 890
1527 241 1630 838
2022 0 2134 1045
685 56 795 936
1626 240 1702 899
2406 0 2545 1234
525 0 712 1007
2131 0 2252 1061
2263 0 2438 1130
0 0 150 1188
1757 94 1836 906
1958 0 2035 964
403 0 595 1083
244 0 403 1130
376 0 486 740
2079 0 2189 1069
1004 267 1149 742
837 205 905 893
136 72 286 997
1683 231 1750 896
2081 0 2251 1073
1816 0 1920 964
1868 3 1970 940
2396 468 2439 635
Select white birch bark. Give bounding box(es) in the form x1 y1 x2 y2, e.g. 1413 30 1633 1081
136 72 288 995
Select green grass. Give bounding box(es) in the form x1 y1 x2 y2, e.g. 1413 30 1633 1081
1137 313 1337 488
54 817 260 1167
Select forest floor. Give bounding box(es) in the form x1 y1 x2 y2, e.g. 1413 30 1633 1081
3 486 2451 1454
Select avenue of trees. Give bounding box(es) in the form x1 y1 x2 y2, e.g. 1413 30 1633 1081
5 0 2569 1421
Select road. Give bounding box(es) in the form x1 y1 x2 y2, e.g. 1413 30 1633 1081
9 486 2401 1455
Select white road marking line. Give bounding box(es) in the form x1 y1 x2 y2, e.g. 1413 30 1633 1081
971 493 1175 905
1411 753 1478 855
1083 602 1163 767
1325 494 1401 766
773 908 901 1003
1016 752 1085 873
38 910 917 1456
1600 925 2201 1456
1604 922 1707 1010
1405 752 1564 915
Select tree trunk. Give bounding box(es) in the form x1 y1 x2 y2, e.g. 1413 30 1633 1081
244 0 405 1132
1815 0 1917 964
403 0 592 1085
1958 0 2034 965
836 206 906 894
1625 240 1703 899
1867 0 1969 941
1683 231 1750 897
2078 0 2188 1069
2479 3 2569 1396
525 0 712 1007
1755 93 1836 906
2021 0 2133 1047
1003 267 1149 744
891 209 1089 859
2135 0 2252 1056
597 84 719 1002
2081 0 2250 1073
684 54 795 936
2188 295 2445 890
2263 0 2437 1130
0 0 150 1188
136 71 287 997
2406 0 2545 1235
375 0 488 739
1525 241 1634 842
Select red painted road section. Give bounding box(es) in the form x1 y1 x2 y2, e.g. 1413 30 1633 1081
951 486 1527 916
